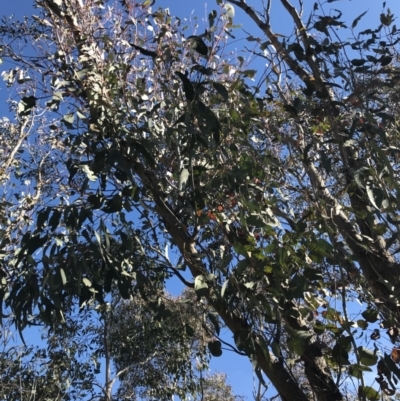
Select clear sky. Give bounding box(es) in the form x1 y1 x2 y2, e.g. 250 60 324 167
1 0 400 400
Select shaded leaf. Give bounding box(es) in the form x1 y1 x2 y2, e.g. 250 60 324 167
18 96 37 116
352 11 368 28
49 209 61 231
349 364 372 379
208 313 220 336
187 36 208 56
208 340 222 357
213 82 229 101
192 64 213 76
351 59 366 66
175 71 195 101
359 386 379 401
362 308 379 323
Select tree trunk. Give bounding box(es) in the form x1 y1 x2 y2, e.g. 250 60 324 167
133 162 341 401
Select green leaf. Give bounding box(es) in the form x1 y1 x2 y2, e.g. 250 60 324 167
309 238 333 262
131 43 157 58
246 214 267 228
195 100 221 145
25 235 47 256
357 319 368 329
59 268 67 286
118 278 131 299
179 168 189 190
102 194 123 213
46 93 62 110
88 194 103 209
332 343 350 365
320 152 331 174
208 10 217 28
187 36 208 56
49 209 61 231
213 82 229 101
287 330 312 356
221 279 229 299
208 313 220 336
131 140 155 168
360 386 379 401
18 96 37 116
380 12 393 26
208 340 222 357
380 55 392 66
351 59 366 66
349 364 372 379
175 71 195 101
76 110 87 120
255 366 268 389
62 113 75 128
357 347 378 366
36 208 50 231
194 275 209 297
314 320 325 334
352 11 368 28
384 353 400 380
242 69 257 78
271 340 281 358
288 274 307 299
82 277 92 287
192 64 213 76
362 308 379 322
287 337 305 356
366 185 381 209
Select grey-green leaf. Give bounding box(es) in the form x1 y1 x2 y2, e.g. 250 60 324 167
194 275 209 297
213 82 229 101
352 11 368 28
179 168 189 190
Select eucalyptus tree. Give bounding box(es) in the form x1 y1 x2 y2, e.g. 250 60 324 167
0 319 98 401
0 291 240 401
1 1 400 401
107 289 244 401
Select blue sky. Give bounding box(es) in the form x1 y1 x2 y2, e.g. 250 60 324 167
1 0 400 400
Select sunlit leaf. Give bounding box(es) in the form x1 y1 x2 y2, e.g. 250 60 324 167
349 364 372 379
194 275 209 297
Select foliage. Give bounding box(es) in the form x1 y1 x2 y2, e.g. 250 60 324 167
0 294 239 401
2 0 400 401
0 320 98 401
108 290 211 401
193 372 245 401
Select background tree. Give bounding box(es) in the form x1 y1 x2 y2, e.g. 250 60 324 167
108 288 241 401
193 372 245 401
0 291 242 401
0 319 98 401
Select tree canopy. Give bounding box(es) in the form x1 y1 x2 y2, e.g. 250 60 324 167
2 0 400 400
